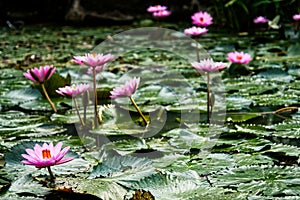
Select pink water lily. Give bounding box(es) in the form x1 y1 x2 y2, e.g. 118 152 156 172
184 26 208 36
110 77 148 125
56 83 90 97
23 65 56 83
110 77 140 99
73 53 114 126
73 53 114 68
191 58 225 123
23 65 57 112
293 14 300 21
56 83 90 126
147 5 167 13
21 142 73 168
153 10 171 18
192 11 213 27
253 16 269 23
191 58 227 72
227 51 252 64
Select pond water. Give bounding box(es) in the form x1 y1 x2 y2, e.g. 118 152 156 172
0 24 300 199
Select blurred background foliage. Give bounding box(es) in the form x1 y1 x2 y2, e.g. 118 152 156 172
208 0 299 31
0 0 299 32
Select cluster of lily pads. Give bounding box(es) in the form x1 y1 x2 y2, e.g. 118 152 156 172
19 4 259 184
5 3 299 199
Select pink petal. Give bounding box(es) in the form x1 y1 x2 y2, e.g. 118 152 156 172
56 157 74 165
53 142 63 157
21 154 39 163
21 160 36 165
54 146 70 161
23 72 36 82
25 148 40 160
33 144 43 160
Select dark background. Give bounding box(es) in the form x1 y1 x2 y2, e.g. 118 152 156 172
1 0 299 31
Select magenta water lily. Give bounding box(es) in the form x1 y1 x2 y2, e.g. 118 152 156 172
56 84 90 126
56 83 90 97
253 16 269 24
153 10 171 18
184 26 208 36
192 58 226 72
110 77 140 99
110 77 149 125
147 5 167 13
293 14 300 21
21 142 73 180
192 59 226 123
23 65 57 113
227 51 252 64
73 53 114 68
23 65 56 83
73 53 114 127
191 11 213 27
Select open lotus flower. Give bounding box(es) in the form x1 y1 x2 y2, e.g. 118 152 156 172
227 51 252 64
192 58 226 123
293 14 300 21
73 53 114 68
147 5 167 13
253 16 269 23
184 26 208 36
23 65 56 84
191 58 227 72
110 77 140 99
110 77 148 125
56 84 90 126
73 53 114 126
21 142 73 168
191 11 213 27
56 83 90 97
153 10 171 18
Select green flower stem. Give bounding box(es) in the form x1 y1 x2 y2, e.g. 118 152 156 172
82 91 89 124
129 96 148 125
41 83 57 113
47 166 55 181
195 41 200 62
73 97 85 127
207 72 210 123
92 68 101 127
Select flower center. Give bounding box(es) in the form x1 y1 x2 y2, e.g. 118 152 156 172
71 85 77 90
199 17 204 22
236 55 242 60
42 149 51 159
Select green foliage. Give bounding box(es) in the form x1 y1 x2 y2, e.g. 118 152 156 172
209 0 299 31
212 165 300 197
56 177 127 200
1 24 300 199
89 156 155 180
35 73 71 98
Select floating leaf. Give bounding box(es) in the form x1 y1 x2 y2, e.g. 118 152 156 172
7 174 49 197
56 177 127 200
212 165 300 197
89 156 155 182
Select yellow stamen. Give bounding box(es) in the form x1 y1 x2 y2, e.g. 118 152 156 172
42 149 51 159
